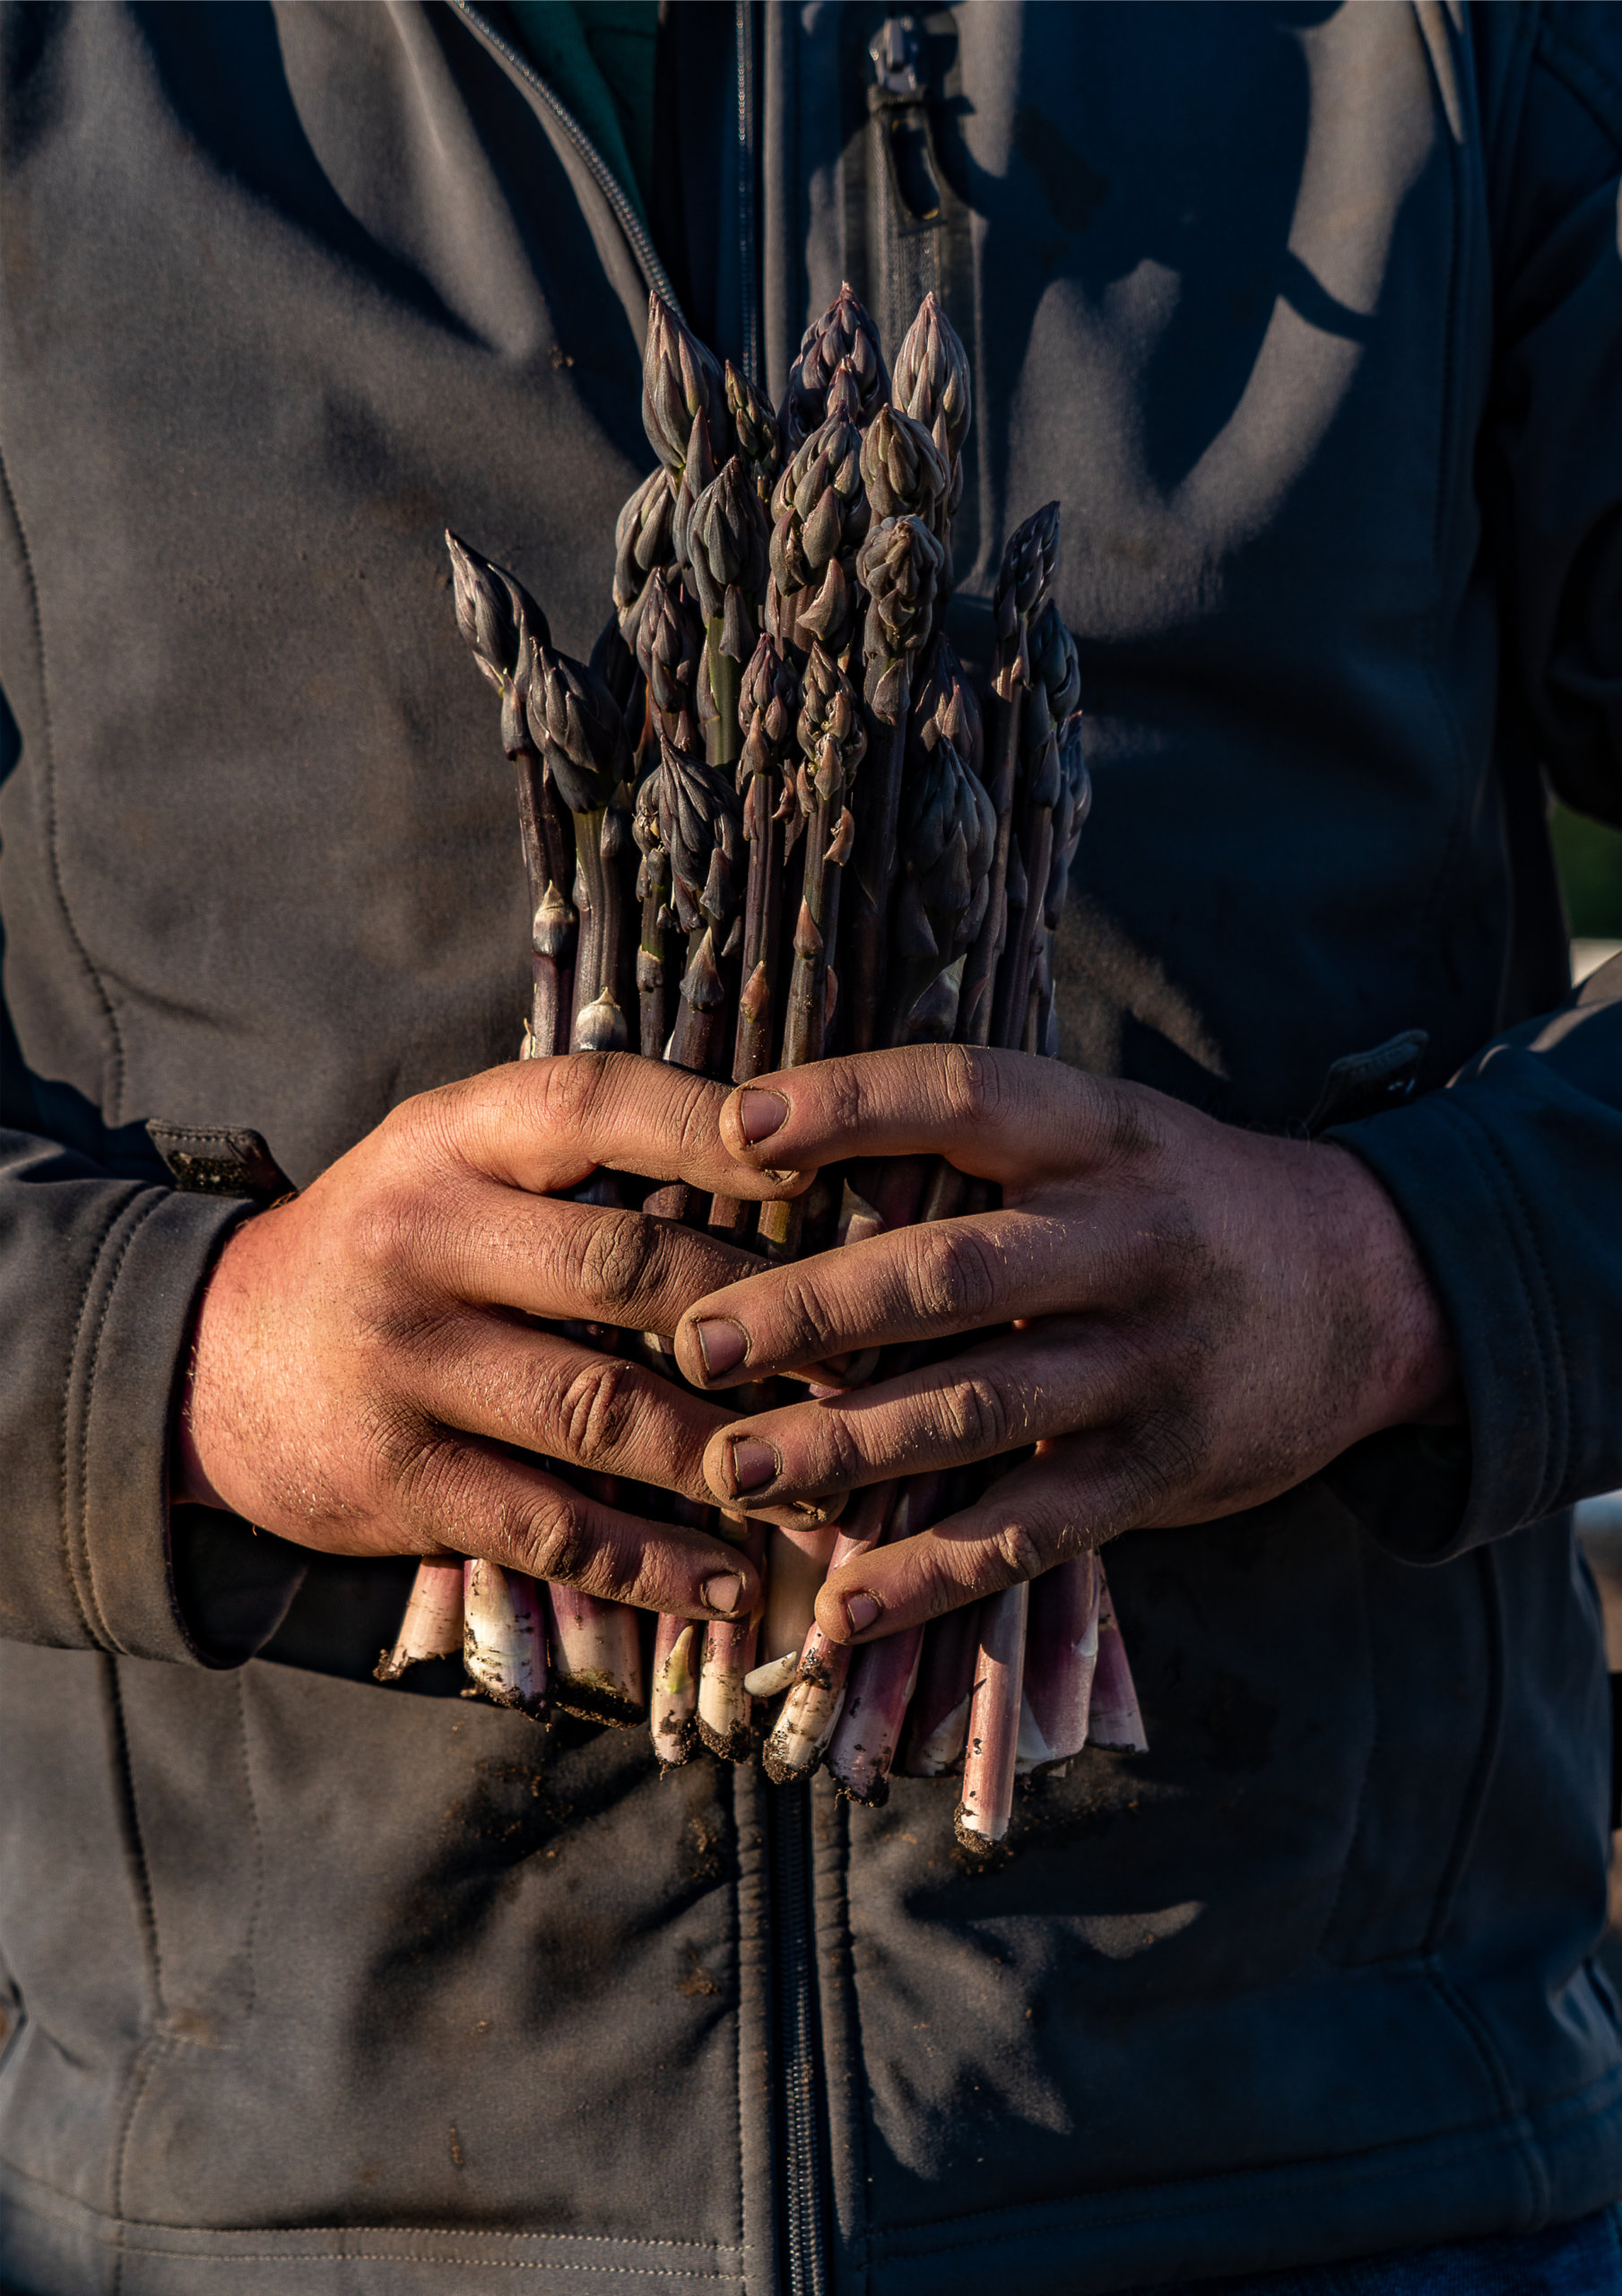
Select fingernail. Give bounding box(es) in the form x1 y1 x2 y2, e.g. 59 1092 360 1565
737 1089 789 1144
843 1592 882 1635
726 1437 779 1494
692 1318 748 1379
702 1573 742 1616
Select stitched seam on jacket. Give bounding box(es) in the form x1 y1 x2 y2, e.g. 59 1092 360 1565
0 2156 744 2261
1422 1544 1508 1961
0 437 126 1112
110 2037 171 2296
76 1188 169 1652
1410 9 1481 979
0 2181 742 2280
832 1796 872 2288
232 1672 265 2021
1313 1522 1383 1959
103 1655 166 2020
56 1190 142 1648
1460 1103 1570 1514
1422 1093 1554 1530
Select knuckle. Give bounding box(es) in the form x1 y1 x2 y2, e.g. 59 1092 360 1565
381 1416 484 1534
565 1213 663 1321
672 1072 725 1167
939 1045 1004 1134
772 1274 838 1362
941 1374 1012 1457
344 1181 429 1287
992 1519 1045 1580
816 1412 865 1491
533 1051 613 1140
548 1355 638 1465
823 1062 868 1140
518 1492 597 1584
905 1225 998 1326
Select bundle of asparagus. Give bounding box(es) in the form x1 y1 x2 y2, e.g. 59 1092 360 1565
377 284 1145 1857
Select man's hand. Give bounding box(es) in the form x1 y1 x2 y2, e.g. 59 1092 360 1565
176 1055 800 1622
672 1048 1459 1641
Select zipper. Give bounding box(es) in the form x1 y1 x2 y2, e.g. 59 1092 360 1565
735 0 762 384
769 1785 833 2296
448 0 687 321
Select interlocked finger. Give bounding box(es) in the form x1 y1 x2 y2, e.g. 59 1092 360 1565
718 1047 1145 1189
678 1208 1115 1387
394 1316 735 1510
420 1052 813 1200
433 1184 765 1336
391 1436 759 1620
810 1433 1164 1642
698 1318 1140 1514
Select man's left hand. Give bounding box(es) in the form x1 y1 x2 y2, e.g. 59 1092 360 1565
672 1048 1459 1644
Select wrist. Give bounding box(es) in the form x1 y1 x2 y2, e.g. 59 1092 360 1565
1316 1142 1461 1437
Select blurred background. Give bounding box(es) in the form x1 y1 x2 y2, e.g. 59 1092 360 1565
1554 804 1621 1988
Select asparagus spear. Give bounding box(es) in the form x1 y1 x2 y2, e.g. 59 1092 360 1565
464 1559 549 1720
765 396 872 659
527 643 635 1048
1015 1552 1100 1772
1035 710 1091 1057
635 566 704 756
732 635 799 1083
650 1613 701 1770
1088 1562 1149 1752
657 736 744 1076
705 635 800 1241
642 289 733 480
881 727 995 1048
544 1581 645 1728
757 642 866 1257
993 599 1081 1055
780 281 889 451
858 404 950 539
840 513 945 1055
641 732 763 1754
613 466 677 651
444 534 576 1054
630 763 672 1060
725 360 785 506
374 1558 465 1683
898 1599 984 1776
954 1578 1029 1857
761 1481 897 1783
955 501 1061 1053
825 1473 944 1805
685 457 770 775
424 536 577 1712
670 409 718 594
890 292 972 587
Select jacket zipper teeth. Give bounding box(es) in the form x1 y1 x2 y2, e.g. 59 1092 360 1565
735 0 761 384
773 1788 830 2296
450 0 686 320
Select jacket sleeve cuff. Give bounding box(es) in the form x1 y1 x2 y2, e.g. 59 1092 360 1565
1324 1070 1588 1563
65 1183 306 1665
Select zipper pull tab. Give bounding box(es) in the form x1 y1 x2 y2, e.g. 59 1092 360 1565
870 15 924 102
868 16 941 222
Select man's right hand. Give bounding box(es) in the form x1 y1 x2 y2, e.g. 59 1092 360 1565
173 1055 802 1623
